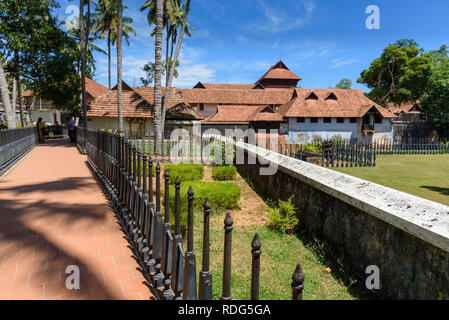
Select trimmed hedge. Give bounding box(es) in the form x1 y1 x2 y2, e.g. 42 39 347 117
212 166 237 181
158 164 204 183
166 181 241 231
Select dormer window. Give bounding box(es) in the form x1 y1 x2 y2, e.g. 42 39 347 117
305 92 318 100
325 92 338 100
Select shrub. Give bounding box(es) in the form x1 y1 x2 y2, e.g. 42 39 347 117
268 197 300 234
162 164 204 183
166 181 241 231
212 166 237 181
302 142 322 153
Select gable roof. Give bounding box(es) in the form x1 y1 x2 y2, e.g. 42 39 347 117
193 82 254 90
385 101 422 114
181 88 294 105
166 103 205 120
256 60 302 83
85 77 109 99
208 105 283 123
277 89 396 119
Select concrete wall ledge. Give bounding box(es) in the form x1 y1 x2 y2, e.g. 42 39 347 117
236 141 449 253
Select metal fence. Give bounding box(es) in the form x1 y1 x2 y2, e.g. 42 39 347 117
280 139 449 168
79 128 305 300
0 127 38 177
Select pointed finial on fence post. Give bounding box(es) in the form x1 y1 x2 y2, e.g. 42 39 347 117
251 233 262 300
174 176 181 236
220 212 233 301
199 198 213 300
291 263 305 300
164 169 170 223
156 162 161 213
187 186 195 252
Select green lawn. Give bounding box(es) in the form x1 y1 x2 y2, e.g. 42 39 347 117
333 154 449 206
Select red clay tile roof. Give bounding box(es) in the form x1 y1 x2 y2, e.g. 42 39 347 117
181 88 294 105
85 77 109 99
22 90 34 97
166 103 205 120
277 89 396 119
88 82 189 118
208 105 283 123
385 101 422 114
257 60 302 83
193 82 254 90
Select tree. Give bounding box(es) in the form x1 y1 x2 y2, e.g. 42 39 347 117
93 0 135 89
0 57 15 128
140 58 179 86
153 0 164 154
117 0 123 132
420 46 449 129
358 39 431 105
335 78 352 89
0 0 80 128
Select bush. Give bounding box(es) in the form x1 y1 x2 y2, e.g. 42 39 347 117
268 197 300 234
302 142 322 153
166 181 241 232
212 166 237 181
163 164 204 183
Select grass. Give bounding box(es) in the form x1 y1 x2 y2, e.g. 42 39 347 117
185 167 358 300
333 154 449 206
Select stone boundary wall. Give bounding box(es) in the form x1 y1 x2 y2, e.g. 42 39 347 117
234 141 449 299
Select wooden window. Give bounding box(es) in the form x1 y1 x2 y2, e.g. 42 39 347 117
324 117 332 123
297 117 305 123
337 118 345 124
199 104 204 111
310 117 318 123
350 118 357 123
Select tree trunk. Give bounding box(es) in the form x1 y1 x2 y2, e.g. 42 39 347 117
108 31 111 90
161 0 191 134
117 0 123 133
0 58 15 129
154 0 164 154
12 77 17 122
80 0 88 148
17 74 25 127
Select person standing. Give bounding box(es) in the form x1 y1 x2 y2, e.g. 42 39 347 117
67 117 75 143
37 118 45 144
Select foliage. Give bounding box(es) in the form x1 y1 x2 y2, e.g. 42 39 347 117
212 166 237 181
335 78 352 89
357 39 432 104
322 140 337 162
0 0 81 113
420 46 449 129
301 142 323 153
167 181 241 231
268 196 300 234
140 58 179 86
164 163 204 183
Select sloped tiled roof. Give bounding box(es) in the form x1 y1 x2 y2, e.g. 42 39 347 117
385 101 422 114
181 88 294 105
85 77 109 99
166 103 205 120
208 105 283 123
257 60 302 83
193 82 254 90
277 89 396 119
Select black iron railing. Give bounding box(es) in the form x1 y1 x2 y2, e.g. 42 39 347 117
79 129 305 300
0 127 38 177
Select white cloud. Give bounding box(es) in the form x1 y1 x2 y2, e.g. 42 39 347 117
331 58 358 68
249 0 315 33
173 64 215 87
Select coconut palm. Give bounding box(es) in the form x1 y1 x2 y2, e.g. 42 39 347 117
0 57 15 129
93 0 135 89
117 0 123 132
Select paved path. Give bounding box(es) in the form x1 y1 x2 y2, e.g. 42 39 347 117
0 139 152 300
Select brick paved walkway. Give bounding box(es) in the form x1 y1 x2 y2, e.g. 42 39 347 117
0 139 152 300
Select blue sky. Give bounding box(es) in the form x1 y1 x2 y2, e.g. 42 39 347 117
55 0 449 91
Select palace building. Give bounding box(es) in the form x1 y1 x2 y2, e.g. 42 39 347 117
87 60 396 142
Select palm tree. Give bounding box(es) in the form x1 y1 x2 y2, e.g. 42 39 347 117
93 0 135 89
117 0 123 132
152 0 164 154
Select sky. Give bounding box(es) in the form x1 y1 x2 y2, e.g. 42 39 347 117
54 0 449 91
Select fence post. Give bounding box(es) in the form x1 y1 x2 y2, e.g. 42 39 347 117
161 169 174 300
250 233 262 300
199 198 213 300
171 177 183 299
292 263 305 300
220 212 233 301
183 186 197 300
